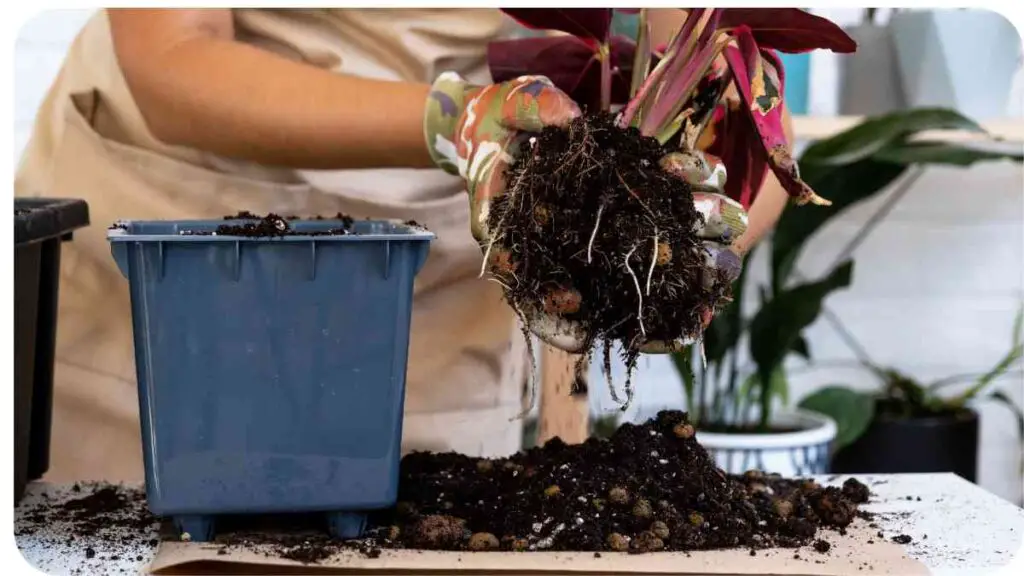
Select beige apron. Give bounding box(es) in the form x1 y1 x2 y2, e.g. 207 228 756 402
14 8 529 483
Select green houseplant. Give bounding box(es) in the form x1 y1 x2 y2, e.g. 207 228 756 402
799 306 1023 484
672 107 1024 475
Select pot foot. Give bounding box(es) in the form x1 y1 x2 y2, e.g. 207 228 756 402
173 514 216 542
326 511 367 539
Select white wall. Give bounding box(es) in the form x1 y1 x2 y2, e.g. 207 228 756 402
15 9 1024 504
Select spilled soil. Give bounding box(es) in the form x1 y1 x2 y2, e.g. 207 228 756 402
16 484 160 572
488 113 732 403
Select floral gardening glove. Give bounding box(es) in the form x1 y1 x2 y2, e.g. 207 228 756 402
638 151 749 354
425 72 591 352
423 73 747 355
424 71 581 243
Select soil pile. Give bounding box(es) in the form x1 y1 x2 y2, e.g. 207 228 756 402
488 113 731 397
362 410 870 554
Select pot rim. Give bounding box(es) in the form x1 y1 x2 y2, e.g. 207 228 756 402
873 404 979 427
695 409 837 450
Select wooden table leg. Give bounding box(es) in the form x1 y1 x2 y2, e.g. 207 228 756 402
537 344 589 445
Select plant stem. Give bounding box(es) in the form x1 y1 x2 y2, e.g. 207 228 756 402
618 8 707 128
629 9 650 100
727 345 741 423
599 42 612 112
698 348 709 424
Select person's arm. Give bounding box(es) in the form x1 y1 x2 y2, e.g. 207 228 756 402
108 9 433 170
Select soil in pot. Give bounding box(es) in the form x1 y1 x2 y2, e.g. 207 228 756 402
489 113 732 402
698 423 803 435
175 212 356 237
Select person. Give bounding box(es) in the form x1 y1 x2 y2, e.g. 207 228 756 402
15 8 796 483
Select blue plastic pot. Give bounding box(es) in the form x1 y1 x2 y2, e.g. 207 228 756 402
107 217 433 541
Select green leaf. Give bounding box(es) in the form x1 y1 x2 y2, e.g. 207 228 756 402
987 390 1024 441
801 108 986 167
798 386 876 450
750 261 855 424
873 141 1024 166
791 335 811 360
771 160 906 293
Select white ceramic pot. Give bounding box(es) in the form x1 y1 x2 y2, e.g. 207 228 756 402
889 9 1021 119
695 409 837 477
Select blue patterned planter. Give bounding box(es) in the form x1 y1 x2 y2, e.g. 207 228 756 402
696 410 837 477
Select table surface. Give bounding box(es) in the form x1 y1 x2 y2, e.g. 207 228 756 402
15 473 1024 576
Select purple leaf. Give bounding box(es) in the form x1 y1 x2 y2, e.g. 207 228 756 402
501 8 613 41
487 35 634 113
488 36 596 96
718 8 857 54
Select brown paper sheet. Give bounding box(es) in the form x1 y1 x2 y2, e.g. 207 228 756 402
149 523 928 575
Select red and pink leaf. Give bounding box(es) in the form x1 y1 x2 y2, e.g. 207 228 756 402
619 8 711 129
501 8 613 41
718 8 857 54
703 104 770 209
724 43 830 206
731 26 763 101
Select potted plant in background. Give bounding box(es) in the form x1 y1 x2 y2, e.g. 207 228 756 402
799 308 1023 487
672 107 1024 476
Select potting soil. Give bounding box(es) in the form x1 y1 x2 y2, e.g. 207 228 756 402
360 410 870 555
488 113 732 401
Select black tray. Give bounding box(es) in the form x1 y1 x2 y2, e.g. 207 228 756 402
15 198 90 504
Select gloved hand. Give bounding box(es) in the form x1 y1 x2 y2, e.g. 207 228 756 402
640 150 748 353
424 72 581 242
424 72 748 354
424 72 591 352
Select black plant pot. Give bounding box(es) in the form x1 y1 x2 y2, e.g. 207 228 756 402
830 403 979 482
